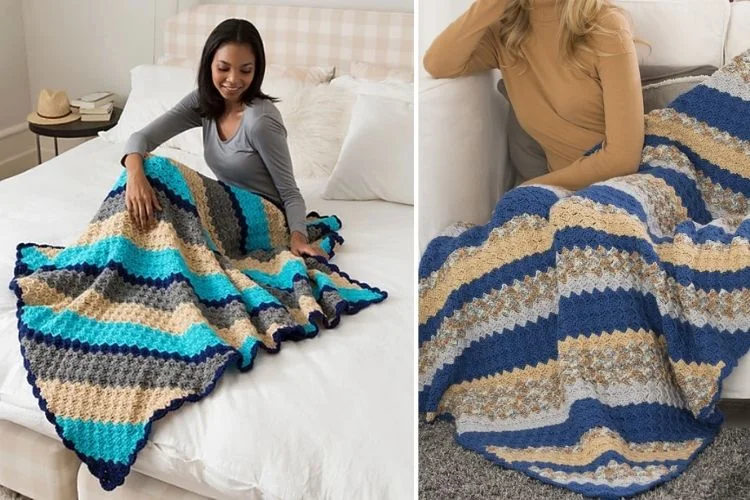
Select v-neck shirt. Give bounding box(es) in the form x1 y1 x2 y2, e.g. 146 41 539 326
122 89 307 236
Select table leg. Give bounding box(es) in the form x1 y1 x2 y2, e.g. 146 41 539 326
54 137 59 156
36 134 41 165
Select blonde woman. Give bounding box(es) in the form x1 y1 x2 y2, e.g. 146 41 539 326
424 0 645 191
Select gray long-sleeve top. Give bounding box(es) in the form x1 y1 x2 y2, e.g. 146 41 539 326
122 89 307 236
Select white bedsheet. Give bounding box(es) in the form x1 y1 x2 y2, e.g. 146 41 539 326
0 138 414 499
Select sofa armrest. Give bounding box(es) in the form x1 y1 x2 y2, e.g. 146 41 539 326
418 72 511 254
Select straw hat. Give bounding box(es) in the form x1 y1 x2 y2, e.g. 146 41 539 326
27 89 80 125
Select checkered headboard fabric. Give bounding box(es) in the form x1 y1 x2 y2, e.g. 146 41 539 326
161 4 413 73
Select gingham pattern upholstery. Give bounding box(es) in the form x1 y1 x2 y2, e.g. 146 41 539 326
0 420 79 500
161 4 413 74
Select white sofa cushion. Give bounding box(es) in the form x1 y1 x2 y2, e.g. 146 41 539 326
727 1 750 63
613 0 730 68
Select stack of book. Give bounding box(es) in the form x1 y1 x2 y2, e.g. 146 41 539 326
70 91 115 122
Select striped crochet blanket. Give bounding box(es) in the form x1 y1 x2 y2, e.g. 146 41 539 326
10 155 386 490
419 50 750 498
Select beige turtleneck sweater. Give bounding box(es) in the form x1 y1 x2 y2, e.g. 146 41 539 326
423 0 645 191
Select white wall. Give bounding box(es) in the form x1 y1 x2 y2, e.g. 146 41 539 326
0 0 31 130
418 0 472 77
0 0 34 178
198 0 412 11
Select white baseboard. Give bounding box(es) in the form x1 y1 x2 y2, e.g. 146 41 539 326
0 123 92 180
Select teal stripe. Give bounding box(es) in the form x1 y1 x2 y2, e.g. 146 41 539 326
22 306 225 356
228 185 271 251
36 237 238 301
240 286 281 307
338 287 383 303
242 259 307 289
57 417 146 464
311 272 383 303
18 246 53 271
112 171 127 190
320 237 333 255
237 337 259 368
302 322 317 335
202 228 219 252
310 215 341 232
143 156 195 205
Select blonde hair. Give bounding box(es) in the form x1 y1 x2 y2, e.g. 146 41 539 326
498 0 646 75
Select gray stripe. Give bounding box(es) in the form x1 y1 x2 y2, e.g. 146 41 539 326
33 266 252 329
200 177 245 259
21 336 235 392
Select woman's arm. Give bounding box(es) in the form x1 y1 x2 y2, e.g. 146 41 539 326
121 90 202 231
423 0 508 78
524 16 645 190
120 89 203 168
250 114 323 258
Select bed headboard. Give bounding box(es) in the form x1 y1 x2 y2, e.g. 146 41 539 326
159 4 413 73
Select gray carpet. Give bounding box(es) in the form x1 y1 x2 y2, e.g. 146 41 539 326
419 419 750 499
0 486 27 500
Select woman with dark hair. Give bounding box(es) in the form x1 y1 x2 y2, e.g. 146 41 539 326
122 18 323 258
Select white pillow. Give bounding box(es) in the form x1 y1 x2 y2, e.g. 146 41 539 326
275 81 355 178
99 64 201 152
323 92 414 205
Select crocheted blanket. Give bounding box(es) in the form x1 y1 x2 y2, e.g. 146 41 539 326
10 155 386 490
419 50 750 498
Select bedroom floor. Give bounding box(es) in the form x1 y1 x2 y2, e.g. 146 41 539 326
0 486 26 500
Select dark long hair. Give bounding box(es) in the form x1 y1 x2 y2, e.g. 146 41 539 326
194 18 277 120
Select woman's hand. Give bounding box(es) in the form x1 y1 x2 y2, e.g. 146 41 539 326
290 231 327 259
125 169 162 231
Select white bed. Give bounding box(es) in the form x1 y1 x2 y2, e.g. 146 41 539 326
0 4 414 499
0 138 414 499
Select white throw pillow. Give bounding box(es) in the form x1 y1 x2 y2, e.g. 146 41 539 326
323 92 414 205
99 64 201 152
276 82 356 178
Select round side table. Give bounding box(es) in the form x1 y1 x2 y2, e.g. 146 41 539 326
27 107 122 165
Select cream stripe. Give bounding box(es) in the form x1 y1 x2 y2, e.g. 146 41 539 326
487 427 702 466
419 216 555 324
551 198 648 238
16 279 285 348
36 378 189 424
418 268 558 390
646 111 750 179
529 464 679 487
655 238 750 272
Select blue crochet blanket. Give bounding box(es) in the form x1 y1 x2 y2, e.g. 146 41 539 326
419 50 750 498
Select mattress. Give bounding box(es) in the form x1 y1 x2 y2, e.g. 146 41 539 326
0 138 414 499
